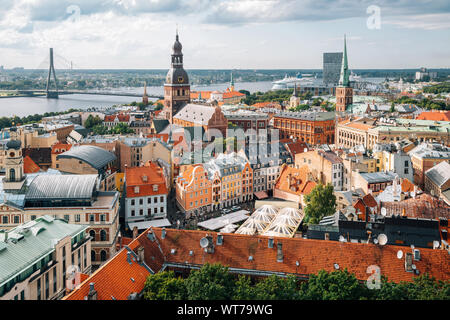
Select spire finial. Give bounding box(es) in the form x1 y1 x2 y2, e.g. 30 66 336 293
176 24 179 40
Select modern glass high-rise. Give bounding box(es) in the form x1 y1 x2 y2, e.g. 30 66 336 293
323 52 343 86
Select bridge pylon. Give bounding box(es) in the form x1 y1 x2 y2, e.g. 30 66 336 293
46 48 59 99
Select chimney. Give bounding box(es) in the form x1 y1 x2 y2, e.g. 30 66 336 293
137 246 144 263
268 237 274 248
87 283 97 300
276 242 283 262
161 228 166 239
132 226 138 240
324 233 330 240
216 234 223 246
147 230 155 241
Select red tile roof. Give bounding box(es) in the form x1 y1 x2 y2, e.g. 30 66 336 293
416 111 450 121
51 143 72 155
223 91 245 99
64 227 450 300
104 114 130 123
63 245 151 300
23 155 40 174
146 228 450 283
274 165 316 196
125 163 168 198
401 178 416 193
145 133 169 143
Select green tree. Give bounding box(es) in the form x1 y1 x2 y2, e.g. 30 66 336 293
110 122 134 134
254 275 300 300
143 271 187 300
91 124 109 135
232 275 256 300
239 89 250 96
299 269 368 300
154 102 164 111
185 263 235 300
390 102 395 113
303 183 336 225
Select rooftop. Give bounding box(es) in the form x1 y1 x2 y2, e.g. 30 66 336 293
425 161 450 188
57 145 116 170
0 215 87 287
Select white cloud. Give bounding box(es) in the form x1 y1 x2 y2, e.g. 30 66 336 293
384 13 450 30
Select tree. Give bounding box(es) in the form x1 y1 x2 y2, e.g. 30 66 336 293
390 102 395 113
154 102 163 111
239 89 250 96
110 123 134 134
232 275 256 300
91 124 109 135
185 263 235 300
303 183 336 225
299 269 368 300
254 275 300 300
143 271 187 300
85 114 102 129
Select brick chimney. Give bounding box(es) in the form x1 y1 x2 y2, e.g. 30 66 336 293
132 226 138 239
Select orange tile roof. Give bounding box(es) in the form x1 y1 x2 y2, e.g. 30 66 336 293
104 114 130 122
401 178 416 193
344 122 374 131
51 143 72 155
275 165 316 196
146 228 450 283
362 193 378 208
65 226 450 299
23 155 40 174
223 91 245 99
145 133 169 143
190 91 212 100
63 246 151 300
416 111 450 121
125 163 168 198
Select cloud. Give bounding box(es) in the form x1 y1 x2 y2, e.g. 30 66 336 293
384 13 450 30
203 0 450 25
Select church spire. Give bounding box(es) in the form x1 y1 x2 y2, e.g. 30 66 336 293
230 72 235 92
339 34 350 87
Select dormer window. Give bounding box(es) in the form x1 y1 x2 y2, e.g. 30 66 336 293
153 185 158 192
134 186 140 194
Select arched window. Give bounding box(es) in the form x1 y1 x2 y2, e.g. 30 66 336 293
9 168 15 181
91 250 96 262
89 230 96 241
100 230 107 241
100 250 107 262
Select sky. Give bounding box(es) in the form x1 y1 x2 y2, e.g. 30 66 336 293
0 0 449 70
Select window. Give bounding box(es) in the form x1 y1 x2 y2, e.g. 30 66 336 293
45 271 49 298
37 278 41 300
89 230 96 240
14 216 19 224
154 208 158 214
100 230 107 241
2 216 8 224
160 196 164 202
100 250 107 262
89 214 95 222
31 215 36 221
139 209 143 216
147 198 151 204
100 214 106 222
75 214 80 222
83 245 87 269
91 250 96 262
131 210 135 217
64 215 70 222
161 207 164 213
154 197 158 203
53 268 57 293
139 199 143 205
131 199 135 206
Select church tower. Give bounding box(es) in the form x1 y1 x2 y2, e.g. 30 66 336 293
163 30 190 123
3 127 25 191
142 81 149 106
335 35 353 113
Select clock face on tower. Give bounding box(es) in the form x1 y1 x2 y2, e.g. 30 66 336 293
177 76 184 83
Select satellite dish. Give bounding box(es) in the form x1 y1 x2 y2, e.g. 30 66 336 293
411 264 416 270
200 237 209 248
397 250 403 259
334 263 340 270
339 235 346 242
410 244 415 249
433 241 440 249
377 234 388 246
373 238 379 244
381 207 387 217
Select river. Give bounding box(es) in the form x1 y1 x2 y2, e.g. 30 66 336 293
0 81 275 118
0 78 385 118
